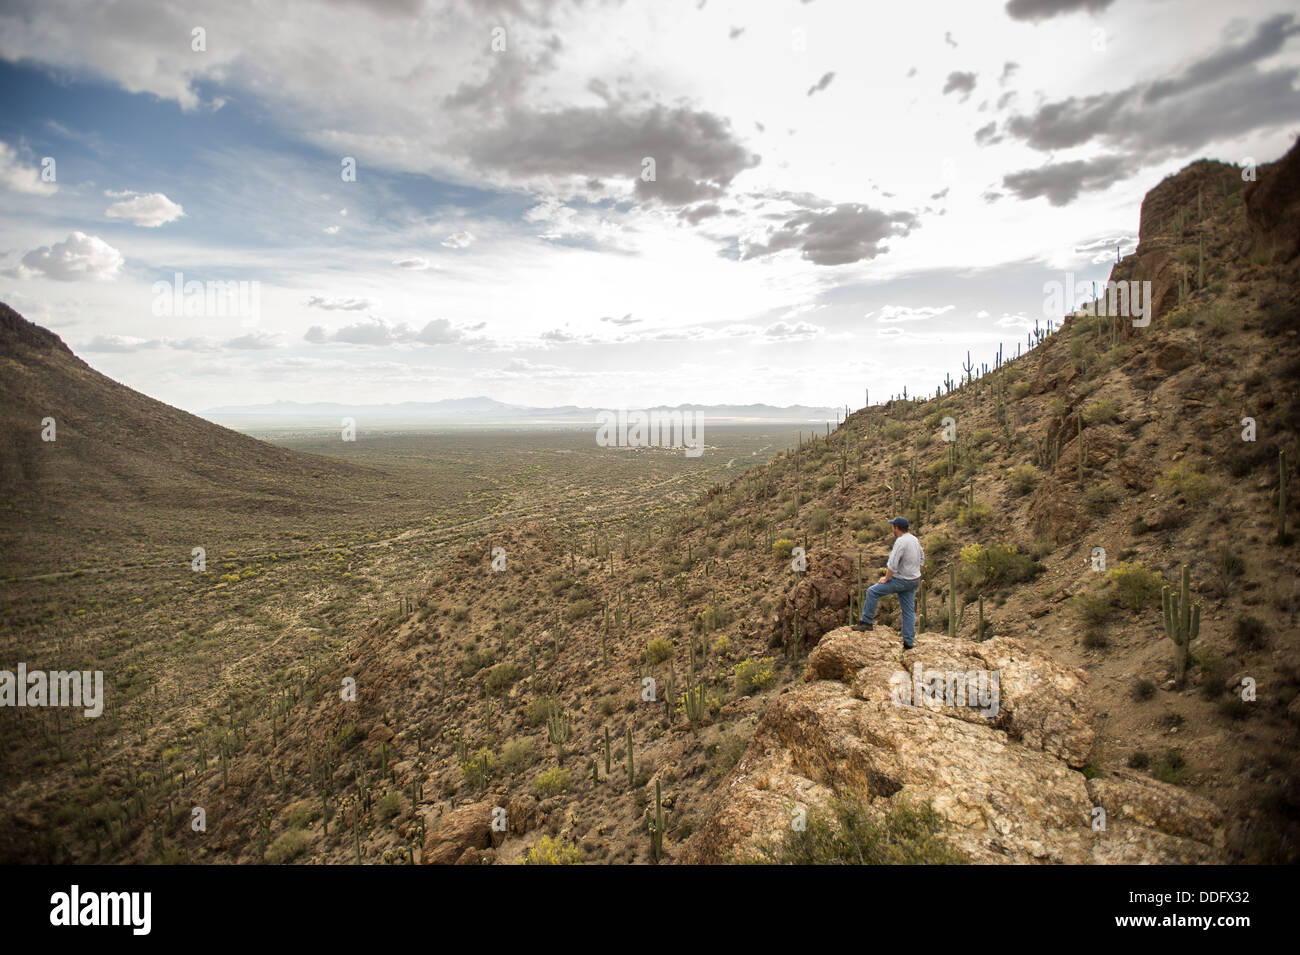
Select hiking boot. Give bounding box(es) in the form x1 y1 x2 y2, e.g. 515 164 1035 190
852 623 873 632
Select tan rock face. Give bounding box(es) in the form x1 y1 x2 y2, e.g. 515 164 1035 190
679 627 1223 865
422 799 495 865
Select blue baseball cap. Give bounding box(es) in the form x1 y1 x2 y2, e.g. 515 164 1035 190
890 516 909 529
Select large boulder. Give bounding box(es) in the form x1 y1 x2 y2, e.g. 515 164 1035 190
678 627 1223 865
775 550 856 649
422 799 500 865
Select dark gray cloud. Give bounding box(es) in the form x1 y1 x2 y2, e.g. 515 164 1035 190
1143 13 1300 104
1000 16 1300 159
741 203 918 266
999 61 1018 84
974 121 1001 146
444 35 561 110
944 32 957 48
1000 154 1130 206
1004 0 1113 22
806 71 835 96
466 102 758 207
942 71 977 100
680 201 722 224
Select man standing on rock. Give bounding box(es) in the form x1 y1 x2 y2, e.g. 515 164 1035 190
854 516 924 649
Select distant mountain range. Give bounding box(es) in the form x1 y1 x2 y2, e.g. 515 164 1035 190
201 397 841 423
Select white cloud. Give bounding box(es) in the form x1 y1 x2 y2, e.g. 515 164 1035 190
104 191 185 227
441 230 475 249
393 257 433 270
0 141 56 196
19 231 124 281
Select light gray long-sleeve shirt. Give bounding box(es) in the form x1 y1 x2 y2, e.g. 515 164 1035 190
886 532 925 580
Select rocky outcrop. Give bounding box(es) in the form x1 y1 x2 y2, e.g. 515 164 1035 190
774 550 855 648
1245 134 1300 265
422 798 502 865
679 627 1224 864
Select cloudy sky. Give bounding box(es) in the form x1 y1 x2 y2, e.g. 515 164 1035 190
1 0 1298 413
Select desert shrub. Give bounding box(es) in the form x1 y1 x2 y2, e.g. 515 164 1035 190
532 766 571 798
1128 752 1150 770
332 722 364 751
1159 461 1215 504
884 422 908 441
734 657 776 695
265 828 312 865
1072 592 1111 626
485 662 520 694
958 543 1043 590
1153 749 1188 786
1234 616 1267 650
1082 398 1119 424
644 637 673 665
925 531 953 558
375 791 403 822
818 474 838 491
459 747 495 789
523 835 583 865
1107 561 1165 612
524 695 557 727
809 508 831 532
695 603 733 633
958 501 992 530
750 797 968 865
450 604 470 622
711 635 732 658
565 598 595 621
459 647 494 678
1008 464 1039 496
772 538 797 559
1009 381 1031 401
501 738 536 775
1085 482 1123 511
1133 678 1156 701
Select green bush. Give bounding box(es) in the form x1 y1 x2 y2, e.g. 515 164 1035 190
1082 398 1120 424
459 647 494 678
533 766 571 798
501 737 536 775
958 501 992 530
265 828 312 865
772 538 797 559
1106 561 1165 612
1008 464 1039 496
1153 749 1187 786
565 598 596 621
524 695 557 727
375 791 403 822
750 797 968 865
485 662 520 694
957 543 1043 590
734 657 776 695
644 637 673 665
1159 461 1215 504
809 508 831 532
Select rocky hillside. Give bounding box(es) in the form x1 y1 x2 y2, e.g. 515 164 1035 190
11 137 1297 866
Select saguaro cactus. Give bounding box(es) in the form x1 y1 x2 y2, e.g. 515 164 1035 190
1279 449 1290 543
947 564 957 640
1161 564 1201 689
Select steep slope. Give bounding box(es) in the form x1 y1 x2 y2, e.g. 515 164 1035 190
0 304 372 574
12 138 1296 866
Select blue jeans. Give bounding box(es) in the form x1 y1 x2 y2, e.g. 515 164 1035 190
860 576 920 647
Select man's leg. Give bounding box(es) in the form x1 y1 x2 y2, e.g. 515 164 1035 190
862 578 906 625
897 578 919 649
859 582 885 625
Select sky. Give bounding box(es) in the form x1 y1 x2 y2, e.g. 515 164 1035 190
0 0 1298 413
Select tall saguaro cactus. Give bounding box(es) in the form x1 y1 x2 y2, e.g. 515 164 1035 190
1161 564 1201 689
